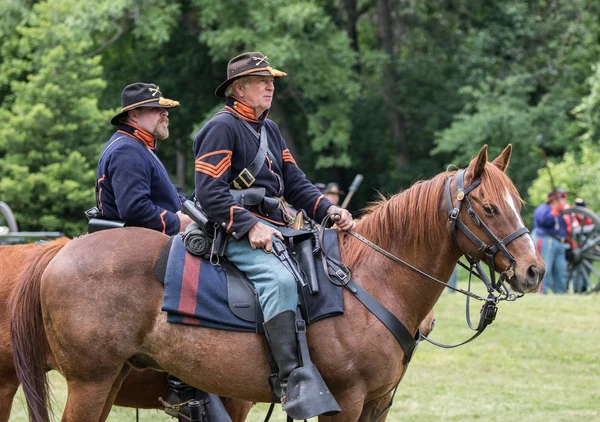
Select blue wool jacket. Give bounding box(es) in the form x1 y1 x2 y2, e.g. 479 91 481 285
96 126 182 235
533 202 567 239
194 103 333 240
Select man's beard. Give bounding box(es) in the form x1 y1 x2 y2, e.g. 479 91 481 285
153 119 169 140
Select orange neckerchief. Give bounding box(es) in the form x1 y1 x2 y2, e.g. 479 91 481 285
224 96 269 124
118 123 156 150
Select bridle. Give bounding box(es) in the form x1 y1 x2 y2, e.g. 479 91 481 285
335 168 531 348
314 168 533 422
444 169 530 302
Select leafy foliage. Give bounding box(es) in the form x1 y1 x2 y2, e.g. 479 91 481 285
528 142 600 213
3 0 600 233
194 0 359 169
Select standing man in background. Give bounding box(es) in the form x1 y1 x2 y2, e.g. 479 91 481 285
532 189 568 294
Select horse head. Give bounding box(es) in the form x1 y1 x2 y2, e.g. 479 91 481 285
453 144 545 293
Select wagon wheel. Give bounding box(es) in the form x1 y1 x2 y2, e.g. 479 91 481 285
0 201 18 233
561 206 600 293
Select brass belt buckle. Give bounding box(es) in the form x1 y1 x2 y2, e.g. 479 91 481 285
235 168 255 188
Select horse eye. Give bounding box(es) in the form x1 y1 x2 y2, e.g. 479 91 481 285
483 204 497 215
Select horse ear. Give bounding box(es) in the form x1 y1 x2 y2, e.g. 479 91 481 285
492 144 512 172
467 144 488 180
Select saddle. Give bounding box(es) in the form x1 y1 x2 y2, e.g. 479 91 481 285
155 227 345 332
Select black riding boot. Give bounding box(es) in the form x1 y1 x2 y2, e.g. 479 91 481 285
263 310 341 420
165 375 232 422
166 374 196 406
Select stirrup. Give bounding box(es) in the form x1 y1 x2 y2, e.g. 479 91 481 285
159 396 198 420
282 364 341 420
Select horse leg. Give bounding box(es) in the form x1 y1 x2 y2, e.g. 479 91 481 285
0 372 19 422
61 368 127 422
221 397 253 422
317 390 366 422
97 364 132 421
357 393 393 422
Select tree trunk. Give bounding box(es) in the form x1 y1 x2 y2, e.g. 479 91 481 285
376 0 409 169
269 98 299 166
175 138 186 193
345 0 360 53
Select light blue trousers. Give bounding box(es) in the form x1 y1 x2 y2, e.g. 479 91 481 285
532 230 567 294
224 225 297 321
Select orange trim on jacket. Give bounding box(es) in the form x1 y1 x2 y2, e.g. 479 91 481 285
97 175 106 215
250 212 286 226
313 195 324 217
195 150 232 178
117 123 156 150
282 149 296 165
227 206 245 232
159 210 168 233
225 96 262 123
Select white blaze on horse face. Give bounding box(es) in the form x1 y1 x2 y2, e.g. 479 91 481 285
505 190 536 255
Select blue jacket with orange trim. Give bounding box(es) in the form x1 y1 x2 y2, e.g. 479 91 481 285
533 203 567 239
96 130 182 235
193 109 333 240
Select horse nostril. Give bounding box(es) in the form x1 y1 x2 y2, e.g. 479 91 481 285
527 265 539 282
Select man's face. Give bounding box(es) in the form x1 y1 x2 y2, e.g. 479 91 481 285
558 196 567 209
237 76 275 115
132 107 170 140
550 197 566 211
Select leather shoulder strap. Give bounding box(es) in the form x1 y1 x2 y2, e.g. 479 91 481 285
98 135 128 166
226 114 269 189
95 135 128 206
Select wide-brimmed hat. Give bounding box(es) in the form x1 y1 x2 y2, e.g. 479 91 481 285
110 82 179 125
324 182 344 196
215 52 287 98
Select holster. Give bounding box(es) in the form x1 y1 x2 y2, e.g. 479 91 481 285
291 238 319 294
229 188 279 215
212 228 228 256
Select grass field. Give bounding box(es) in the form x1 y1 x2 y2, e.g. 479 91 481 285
9 283 600 421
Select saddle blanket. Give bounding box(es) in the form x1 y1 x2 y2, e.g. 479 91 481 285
160 232 344 332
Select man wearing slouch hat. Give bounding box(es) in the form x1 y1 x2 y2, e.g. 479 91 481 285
193 52 352 419
97 82 193 234
97 83 232 420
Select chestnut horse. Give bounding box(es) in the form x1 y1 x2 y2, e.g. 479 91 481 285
0 241 252 421
11 145 544 422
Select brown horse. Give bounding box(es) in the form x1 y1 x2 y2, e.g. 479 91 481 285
10 145 544 422
0 241 252 421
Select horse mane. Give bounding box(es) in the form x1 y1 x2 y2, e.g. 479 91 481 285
344 162 522 267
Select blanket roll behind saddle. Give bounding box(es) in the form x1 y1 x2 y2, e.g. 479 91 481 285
182 222 212 257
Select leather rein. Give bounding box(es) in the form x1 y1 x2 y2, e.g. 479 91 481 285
311 169 531 422
322 168 530 350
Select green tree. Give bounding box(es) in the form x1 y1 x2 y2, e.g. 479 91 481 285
432 0 600 208
433 74 540 196
0 0 113 235
528 142 600 213
0 0 181 235
193 0 359 170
